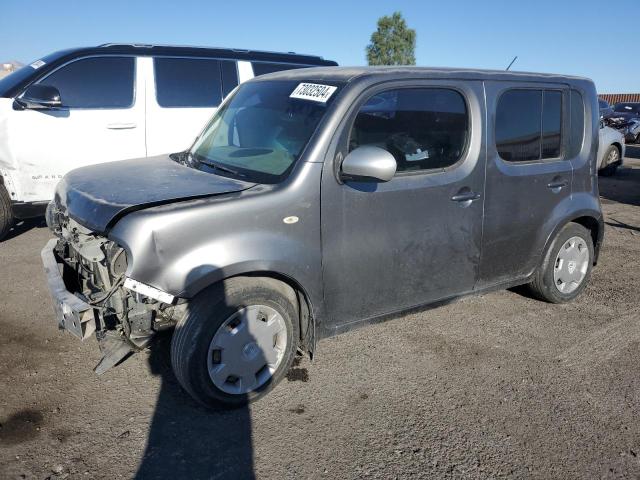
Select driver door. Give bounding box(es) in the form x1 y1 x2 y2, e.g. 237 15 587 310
321 81 487 328
9 56 146 203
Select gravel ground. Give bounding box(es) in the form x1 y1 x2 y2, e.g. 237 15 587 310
1 156 639 480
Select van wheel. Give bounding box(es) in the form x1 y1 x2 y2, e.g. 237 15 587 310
527 223 594 303
171 277 299 409
0 185 13 241
599 145 619 176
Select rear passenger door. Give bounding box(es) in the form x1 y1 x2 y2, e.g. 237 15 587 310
321 81 486 327
145 57 239 156
479 83 573 288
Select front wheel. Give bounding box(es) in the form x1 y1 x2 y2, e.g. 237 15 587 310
171 277 299 409
527 223 594 303
0 185 13 241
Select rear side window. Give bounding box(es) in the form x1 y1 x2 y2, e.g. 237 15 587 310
38 56 134 109
496 89 563 162
154 58 222 108
252 62 307 76
569 90 585 157
349 88 469 173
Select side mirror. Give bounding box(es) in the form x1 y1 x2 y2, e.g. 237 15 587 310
341 146 397 182
16 84 62 109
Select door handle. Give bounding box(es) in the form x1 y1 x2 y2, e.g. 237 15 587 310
547 179 568 190
451 191 481 203
107 122 137 130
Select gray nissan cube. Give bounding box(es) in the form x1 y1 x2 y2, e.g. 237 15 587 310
42 67 604 408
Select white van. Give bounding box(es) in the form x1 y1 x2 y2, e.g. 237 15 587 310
0 43 337 239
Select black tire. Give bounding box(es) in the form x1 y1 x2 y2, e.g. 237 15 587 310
171 276 299 409
527 222 594 303
599 145 619 177
0 184 13 241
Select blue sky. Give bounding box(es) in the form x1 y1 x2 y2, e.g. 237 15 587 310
1 0 637 92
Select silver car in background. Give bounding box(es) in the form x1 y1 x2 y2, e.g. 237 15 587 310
597 122 625 176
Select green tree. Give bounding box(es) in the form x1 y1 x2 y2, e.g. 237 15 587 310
366 12 416 66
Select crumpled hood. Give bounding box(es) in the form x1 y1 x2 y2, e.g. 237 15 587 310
55 155 256 233
610 112 639 123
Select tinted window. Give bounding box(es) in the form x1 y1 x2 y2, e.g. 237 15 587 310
496 90 542 162
154 58 222 108
542 91 562 158
221 60 238 97
38 57 134 109
349 88 468 173
598 99 608 109
569 90 585 158
252 62 307 76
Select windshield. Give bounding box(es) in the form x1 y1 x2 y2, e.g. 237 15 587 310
190 80 341 183
613 103 640 114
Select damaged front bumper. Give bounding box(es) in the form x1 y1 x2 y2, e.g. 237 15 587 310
41 238 96 340
41 237 183 374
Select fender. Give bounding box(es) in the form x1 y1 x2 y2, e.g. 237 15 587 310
108 162 325 315
536 192 604 271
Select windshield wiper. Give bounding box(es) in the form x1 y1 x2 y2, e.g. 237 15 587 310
195 156 245 178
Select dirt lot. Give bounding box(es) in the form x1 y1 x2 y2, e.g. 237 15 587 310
1 154 639 480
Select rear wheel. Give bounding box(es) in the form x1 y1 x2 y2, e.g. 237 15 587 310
0 184 13 241
171 277 299 409
527 223 594 303
599 145 619 177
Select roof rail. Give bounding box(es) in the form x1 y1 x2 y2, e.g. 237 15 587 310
98 43 153 48
96 43 324 59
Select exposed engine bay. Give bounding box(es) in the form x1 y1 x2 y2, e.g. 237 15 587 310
46 203 186 373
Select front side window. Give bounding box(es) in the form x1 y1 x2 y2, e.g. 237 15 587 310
154 57 222 108
349 88 469 173
496 88 563 162
190 80 341 183
37 56 134 109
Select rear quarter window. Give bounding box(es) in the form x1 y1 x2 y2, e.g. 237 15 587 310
568 90 585 158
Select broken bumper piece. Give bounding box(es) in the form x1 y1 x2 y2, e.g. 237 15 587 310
41 239 96 340
41 239 133 374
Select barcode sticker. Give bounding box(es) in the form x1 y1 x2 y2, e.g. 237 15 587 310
290 83 337 103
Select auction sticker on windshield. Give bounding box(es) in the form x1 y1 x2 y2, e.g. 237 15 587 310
290 83 337 103
30 60 46 69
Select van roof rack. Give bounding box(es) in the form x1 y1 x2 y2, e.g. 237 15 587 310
97 43 324 60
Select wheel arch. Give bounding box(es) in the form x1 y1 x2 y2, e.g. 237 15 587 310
191 269 317 358
612 142 623 162
542 212 604 267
